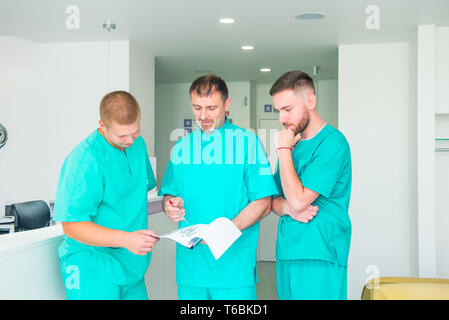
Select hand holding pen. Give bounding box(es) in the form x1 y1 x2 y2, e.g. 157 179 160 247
164 196 188 224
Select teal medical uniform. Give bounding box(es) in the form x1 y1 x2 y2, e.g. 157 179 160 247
53 130 156 300
274 124 352 300
177 284 257 300
159 118 279 300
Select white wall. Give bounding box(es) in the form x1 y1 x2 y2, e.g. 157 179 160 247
227 82 251 130
415 25 449 279
339 43 415 299
435 26 449 278
0 37 131 214
0 37 156 215
316 79 338 129
436 27 449 114
154 83 191 187
435 122 449 278
255 83 278 123
130 41 155 156
417 25 437 277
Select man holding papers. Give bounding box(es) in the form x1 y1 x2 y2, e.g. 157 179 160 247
54 91 158 299
158 74 279 300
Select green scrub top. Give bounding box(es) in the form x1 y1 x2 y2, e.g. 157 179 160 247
53 130 156 286
274 124 352 266
159 118 279 288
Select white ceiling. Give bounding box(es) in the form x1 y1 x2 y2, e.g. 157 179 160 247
1 0 448 83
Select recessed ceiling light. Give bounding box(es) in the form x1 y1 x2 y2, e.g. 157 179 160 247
260 68 271 72
219 18 235 24
241 45 254 50
295 13 325 20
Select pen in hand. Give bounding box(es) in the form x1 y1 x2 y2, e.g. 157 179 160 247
169 199 188 224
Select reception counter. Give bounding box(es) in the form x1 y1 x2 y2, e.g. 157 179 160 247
0 224 65 299
0 194 178 300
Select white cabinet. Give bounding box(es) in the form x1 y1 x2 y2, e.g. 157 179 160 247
0 225 65 299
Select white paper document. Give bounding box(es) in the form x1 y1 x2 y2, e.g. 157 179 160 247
158 217 242 260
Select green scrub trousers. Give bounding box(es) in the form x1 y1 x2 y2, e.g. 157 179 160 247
178 284 257 300
276 259 347 300
61 250 148 300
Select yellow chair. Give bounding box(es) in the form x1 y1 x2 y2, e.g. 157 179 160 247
361 277 449 300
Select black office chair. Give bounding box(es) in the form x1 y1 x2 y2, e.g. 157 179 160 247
8 200 51 232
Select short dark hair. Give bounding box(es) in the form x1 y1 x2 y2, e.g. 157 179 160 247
269 70 315 96
189 74 229 102
100 91 140 126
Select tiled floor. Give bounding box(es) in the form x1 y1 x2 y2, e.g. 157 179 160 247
256 261 278 300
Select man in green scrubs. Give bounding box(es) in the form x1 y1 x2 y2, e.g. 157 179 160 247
270 70 352 300
158 74 279 300
53 91 158 300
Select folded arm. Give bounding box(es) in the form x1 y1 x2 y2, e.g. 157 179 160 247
271 196 318 223
278 149 319 212
232 196 272 231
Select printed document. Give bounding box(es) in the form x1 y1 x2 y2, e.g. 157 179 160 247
158 217 242 260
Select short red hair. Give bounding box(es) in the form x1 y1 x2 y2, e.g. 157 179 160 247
100 91 140 126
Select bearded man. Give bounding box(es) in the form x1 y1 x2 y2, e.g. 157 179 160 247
270 70 353 300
